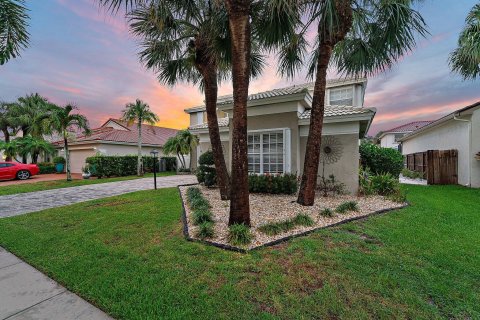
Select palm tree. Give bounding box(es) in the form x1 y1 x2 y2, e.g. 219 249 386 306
50 104 90 181
0 102 18 161
121 99 159 176
0 139 19 161
223 0 255 226
269 0 427 205
163 130 199 170
0 0 30 65
15 135 54 164
9 93 53 163
449 3 480 80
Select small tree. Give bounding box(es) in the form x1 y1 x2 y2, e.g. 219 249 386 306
162 130 198 170
16 135 54 164
121 99 159 176
50 104 90 181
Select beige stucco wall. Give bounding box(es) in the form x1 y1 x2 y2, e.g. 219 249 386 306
300 134 360 194
402 118 471 186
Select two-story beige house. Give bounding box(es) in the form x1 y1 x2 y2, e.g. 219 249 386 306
185 78 376 194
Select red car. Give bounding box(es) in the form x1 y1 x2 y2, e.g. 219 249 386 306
0 162 40 181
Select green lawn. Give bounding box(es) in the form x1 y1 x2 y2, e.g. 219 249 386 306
0 172 175 196
0 185 479 319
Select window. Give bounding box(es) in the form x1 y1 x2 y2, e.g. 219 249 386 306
329 87 353 106
248 131 285 174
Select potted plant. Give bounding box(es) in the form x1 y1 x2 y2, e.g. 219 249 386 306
53 156 66 173
81 164 91 179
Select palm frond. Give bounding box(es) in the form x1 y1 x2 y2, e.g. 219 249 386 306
0 0 30 65
449 3 480 80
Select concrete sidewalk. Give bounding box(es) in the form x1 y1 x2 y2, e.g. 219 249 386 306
0 247 111 320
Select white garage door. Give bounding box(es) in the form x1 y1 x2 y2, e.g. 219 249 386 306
69 149 96 173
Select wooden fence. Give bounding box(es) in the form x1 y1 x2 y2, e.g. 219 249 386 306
405 149 458 185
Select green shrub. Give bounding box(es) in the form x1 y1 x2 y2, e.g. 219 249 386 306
335 201 359 214
186 187 201 200
228 224 253 246
358 167 374 196
37 162 55 174
189 196 210 211
248 173 298 195
370 173 398 196
53 156 65 164
320 208 334 217
196 151 217 187
196 221 215 239
162 157 177 171
198 150 215 166
258 213 314 236
192 208 213 225
292 213 314 227
85 155 161 178
401 168 424 179
360 142 404 177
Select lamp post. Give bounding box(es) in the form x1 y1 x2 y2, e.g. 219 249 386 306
150 149 159 190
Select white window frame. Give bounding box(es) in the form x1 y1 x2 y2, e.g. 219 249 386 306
247 128 291 174
329 87 353 106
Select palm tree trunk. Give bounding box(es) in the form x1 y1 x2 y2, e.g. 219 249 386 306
32 151 38 164
225 0 251 226
64 135 72 181
297 0 353 205
2 129 11 161
201 65 231 200
137 121 142 176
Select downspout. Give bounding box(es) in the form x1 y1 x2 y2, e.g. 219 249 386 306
453 113 471 187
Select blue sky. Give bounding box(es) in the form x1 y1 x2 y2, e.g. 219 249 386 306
0 0 478 134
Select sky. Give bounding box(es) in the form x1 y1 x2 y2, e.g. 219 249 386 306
0 0 479 135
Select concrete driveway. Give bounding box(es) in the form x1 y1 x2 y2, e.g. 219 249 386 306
0 175 197 218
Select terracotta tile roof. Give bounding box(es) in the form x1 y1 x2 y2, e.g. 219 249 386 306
54 119 178 146
189 117 229 130
298 105 375 119
383 121 434 133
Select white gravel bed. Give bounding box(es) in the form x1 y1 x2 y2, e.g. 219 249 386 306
179 185 406 250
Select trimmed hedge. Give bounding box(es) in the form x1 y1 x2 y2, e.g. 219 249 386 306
53 156 65 164
85 155 175 178
248 173 298 195
359 142 404 177
38 162 55 174
196 151 217 187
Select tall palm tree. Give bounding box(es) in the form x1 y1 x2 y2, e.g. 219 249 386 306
103 0 264 201
121 99 159 176
50 104 90 181
449 3 480 80
269 0 427 205
9 93 53 163
223 0 255 226
0 102 18 161
0 0 30 65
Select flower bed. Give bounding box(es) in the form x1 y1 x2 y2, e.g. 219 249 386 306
179 185 407 251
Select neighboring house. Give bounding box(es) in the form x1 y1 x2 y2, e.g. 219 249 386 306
399 101 480 188
186 77 375 194
377 121 433 150
53 118 178 173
